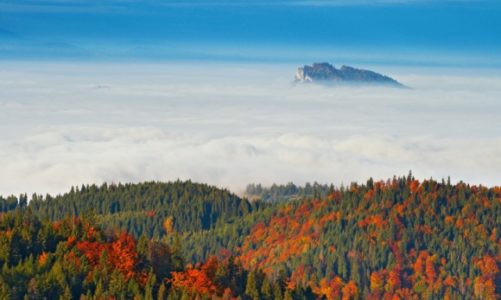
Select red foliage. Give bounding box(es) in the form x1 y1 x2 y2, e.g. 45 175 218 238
73 231 139 281
170 268 217 296
169 256 224 297
66 235 77 247
111 231 139 279
409 180 420 193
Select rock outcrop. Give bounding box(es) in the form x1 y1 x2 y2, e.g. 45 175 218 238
295 62 403 87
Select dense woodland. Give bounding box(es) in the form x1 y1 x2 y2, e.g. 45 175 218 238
0 174 499 299
245 182 333 203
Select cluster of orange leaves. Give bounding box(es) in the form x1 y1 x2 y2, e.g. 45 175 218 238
67 231 141 282
170 267 217 296
473 255 499 300
169 256 235 299
240 199 337 275
314 277 359 300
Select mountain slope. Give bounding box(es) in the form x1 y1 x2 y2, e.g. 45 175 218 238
239 176 501 299
0 176 499 299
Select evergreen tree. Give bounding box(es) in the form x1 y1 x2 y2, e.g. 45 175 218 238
245 271 260 300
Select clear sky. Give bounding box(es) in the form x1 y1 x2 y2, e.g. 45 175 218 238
1 0 501 66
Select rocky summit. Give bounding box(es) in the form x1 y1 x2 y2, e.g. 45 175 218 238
295 62 404 87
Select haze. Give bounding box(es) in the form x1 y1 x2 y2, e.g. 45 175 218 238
0 62 499 196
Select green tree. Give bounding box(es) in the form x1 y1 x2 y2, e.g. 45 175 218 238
245 271 260 300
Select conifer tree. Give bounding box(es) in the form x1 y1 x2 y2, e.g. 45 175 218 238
245 271 260 300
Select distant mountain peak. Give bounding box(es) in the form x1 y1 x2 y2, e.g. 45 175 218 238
295 62 404 87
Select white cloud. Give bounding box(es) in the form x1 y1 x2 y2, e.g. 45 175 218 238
0 62 500 196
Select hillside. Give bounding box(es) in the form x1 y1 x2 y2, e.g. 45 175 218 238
26 181 262 237
239 176 501 299
0 175 499 299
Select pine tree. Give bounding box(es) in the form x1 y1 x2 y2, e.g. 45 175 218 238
0 279 10 299
59 286 72 300
261 277 272 300
284 290 293 300
157 282 166 300
273 282 283 300
245 271 260 300
170 233 184 271
144 271 156 300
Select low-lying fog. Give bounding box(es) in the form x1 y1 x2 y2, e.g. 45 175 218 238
0 62 499 196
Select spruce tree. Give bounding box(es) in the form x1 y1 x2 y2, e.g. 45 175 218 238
245 271 260 300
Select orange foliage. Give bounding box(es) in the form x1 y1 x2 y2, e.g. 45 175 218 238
475 255 499 277
424 255 437 287
341 281 358 300
409 180 420 193
170 268 217 296
489 228 497 242
386 266 402 291
413 251 428 277
315 277 343 300
474 277 497 300
358 214 387 229
74 231 139 281
239 201 326 274
370 271 385 292
443 276 455 287
67 235 77 247
52 221 62 231
84 224 97 239
163 217 174 234
38 251 49 266
111 231 139 279
169 256 223 297
364 189 375 201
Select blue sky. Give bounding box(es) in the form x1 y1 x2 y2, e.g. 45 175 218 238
1 0 501 64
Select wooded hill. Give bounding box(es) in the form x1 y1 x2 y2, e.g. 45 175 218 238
0 175 499 299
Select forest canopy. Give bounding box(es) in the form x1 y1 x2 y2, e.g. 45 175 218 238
0 175 499 299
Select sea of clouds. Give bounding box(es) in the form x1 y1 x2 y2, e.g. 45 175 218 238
0 61 500 196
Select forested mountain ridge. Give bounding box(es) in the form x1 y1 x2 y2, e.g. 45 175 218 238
239 177 501 299
245 182 334 203
7 181 263 238
0 175 499 299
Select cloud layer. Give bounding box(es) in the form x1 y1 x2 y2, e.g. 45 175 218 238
0 62 500 196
